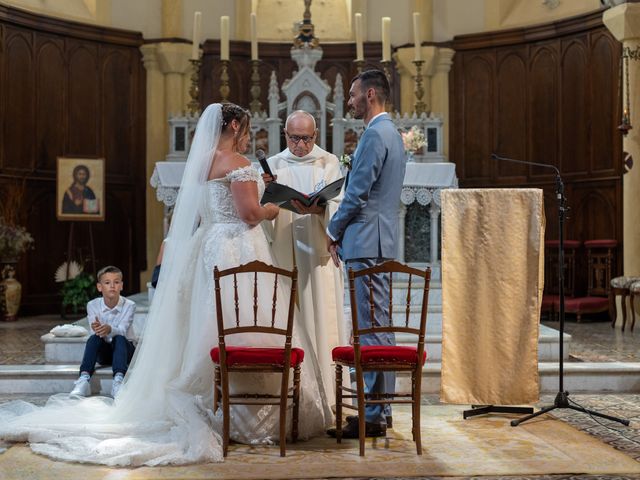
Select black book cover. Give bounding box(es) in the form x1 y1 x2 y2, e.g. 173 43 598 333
260 177 345 213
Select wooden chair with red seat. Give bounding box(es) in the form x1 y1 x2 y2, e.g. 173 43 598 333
542 239 581 321
210 260 300 457
332 260 431 456
563 239 617 322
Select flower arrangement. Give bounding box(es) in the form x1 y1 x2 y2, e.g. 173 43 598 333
0 220 34 261
340 153 353 171
0 178 34 261
401 125 427 154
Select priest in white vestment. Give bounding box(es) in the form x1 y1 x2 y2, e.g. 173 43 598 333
263 110 346 401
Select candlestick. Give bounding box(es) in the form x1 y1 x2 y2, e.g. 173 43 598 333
219 60 230 101
188 58 201 116
191 11 202 61
355 13 364 61
250 12 258 61
413 12 421 61
381 17 391 62
413 60 426 115
220 16 229 61
249 60 262 113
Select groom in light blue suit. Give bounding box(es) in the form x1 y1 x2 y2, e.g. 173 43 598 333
326 70 406 438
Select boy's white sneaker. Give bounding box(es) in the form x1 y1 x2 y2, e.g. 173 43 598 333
111 374 124 398
70 376 91 397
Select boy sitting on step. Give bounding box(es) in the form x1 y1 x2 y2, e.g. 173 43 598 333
69 266 136 398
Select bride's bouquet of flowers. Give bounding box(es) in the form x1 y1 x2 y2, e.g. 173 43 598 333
401 125 427 154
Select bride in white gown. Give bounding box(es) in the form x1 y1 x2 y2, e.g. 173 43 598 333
0 103 332 466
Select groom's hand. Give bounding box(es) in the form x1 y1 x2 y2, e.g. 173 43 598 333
326 235 340 268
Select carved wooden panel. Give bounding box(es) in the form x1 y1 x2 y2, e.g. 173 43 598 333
0 5 146 314
450 10 623 273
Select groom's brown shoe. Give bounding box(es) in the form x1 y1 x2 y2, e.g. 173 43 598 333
327 417 387 439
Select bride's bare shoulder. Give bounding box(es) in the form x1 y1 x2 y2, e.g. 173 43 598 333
209 151 252 180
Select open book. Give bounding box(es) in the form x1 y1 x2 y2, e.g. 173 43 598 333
260 177 345 213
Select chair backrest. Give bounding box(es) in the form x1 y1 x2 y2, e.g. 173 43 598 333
348 260 431 356
544 240 581 297
584 239 617 297
213 260 298 366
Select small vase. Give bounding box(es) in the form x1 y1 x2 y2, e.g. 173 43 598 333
406 150 415 163
1 264 21 321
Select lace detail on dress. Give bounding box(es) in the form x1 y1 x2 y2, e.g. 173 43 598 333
226 165 260 183
201 166 264 226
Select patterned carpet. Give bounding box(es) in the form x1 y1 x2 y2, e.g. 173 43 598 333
1 403 639 479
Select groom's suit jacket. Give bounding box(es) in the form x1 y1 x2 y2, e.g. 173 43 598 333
328 113 406 261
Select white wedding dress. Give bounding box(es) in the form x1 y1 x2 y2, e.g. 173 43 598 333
0 105 331 466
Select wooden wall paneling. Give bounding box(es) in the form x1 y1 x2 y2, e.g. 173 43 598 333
590 30 618 174
462 53 494 181
67 41 100 155
102 48 133 174
0 23 5 169
4 26 35 171
496 47 528 181
560 35 590 175
529 43 559 178
1 5 146 313
35 33 65 172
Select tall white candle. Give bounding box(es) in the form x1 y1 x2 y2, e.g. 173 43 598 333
191 11 202 60
220 16 229 60
381 17 391 62
413 12 421 61
355 13 364 61
250 12 258 60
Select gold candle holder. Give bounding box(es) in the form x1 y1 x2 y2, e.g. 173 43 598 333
219 59 230 102
249 60 262 114
380 60 394 112
354 59 365 74
412 60 426 116
187 58 201 116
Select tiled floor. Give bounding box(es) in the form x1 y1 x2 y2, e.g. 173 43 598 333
2 315 640 478
2 315 639 365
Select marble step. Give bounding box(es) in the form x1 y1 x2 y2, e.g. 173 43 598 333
2 361 639 395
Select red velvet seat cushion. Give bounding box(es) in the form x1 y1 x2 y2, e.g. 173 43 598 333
332 345 426 365
210 346 305 366
584 239 617 249
541 295 558 312
562 296 609 312
545 240 581 249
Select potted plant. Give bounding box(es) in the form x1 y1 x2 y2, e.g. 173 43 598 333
56 262 97 318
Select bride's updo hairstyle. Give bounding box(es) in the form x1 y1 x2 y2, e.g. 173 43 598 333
221 102 251 151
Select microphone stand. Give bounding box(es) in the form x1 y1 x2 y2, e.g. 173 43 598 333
489 154 629 427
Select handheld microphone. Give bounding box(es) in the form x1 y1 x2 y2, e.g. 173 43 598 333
256 149 274 178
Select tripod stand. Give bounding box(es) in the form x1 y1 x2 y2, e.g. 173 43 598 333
491 154 629 427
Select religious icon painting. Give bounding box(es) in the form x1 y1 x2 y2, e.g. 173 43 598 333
56 157 105 221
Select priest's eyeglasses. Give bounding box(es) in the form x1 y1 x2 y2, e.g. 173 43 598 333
285 131 315 144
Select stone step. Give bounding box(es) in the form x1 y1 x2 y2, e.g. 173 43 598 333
2 361 639 395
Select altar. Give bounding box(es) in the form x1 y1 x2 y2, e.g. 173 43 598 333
151 160 457 278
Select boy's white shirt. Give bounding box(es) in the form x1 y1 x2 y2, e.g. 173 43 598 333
86 296 136 343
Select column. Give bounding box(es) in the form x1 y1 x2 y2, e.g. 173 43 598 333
140 44 167 287
394 46 436 115
398 203 407 262
431 48 455 158
604 3 640 323
156 43 193 117
429 200 440 275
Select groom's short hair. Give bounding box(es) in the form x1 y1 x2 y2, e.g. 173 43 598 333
352 70 390 103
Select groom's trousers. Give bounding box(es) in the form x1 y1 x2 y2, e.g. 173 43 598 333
347 258 395 425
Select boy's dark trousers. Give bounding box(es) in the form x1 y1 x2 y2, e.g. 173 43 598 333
79 334 135 376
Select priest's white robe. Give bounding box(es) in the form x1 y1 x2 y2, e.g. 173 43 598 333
266 145 347 401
